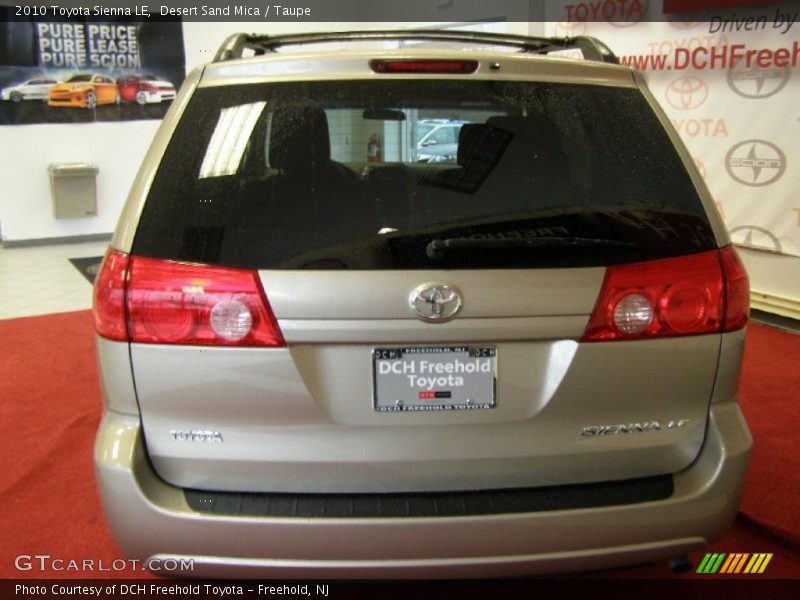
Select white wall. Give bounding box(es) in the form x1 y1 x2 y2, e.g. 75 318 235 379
0 20 538 244
0 120 159 242
740 249 800 319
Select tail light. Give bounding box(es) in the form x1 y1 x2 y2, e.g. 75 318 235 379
93 249 129 341
92 250 285 347
719 246 750 332
582 247 749 342
369 59 479 74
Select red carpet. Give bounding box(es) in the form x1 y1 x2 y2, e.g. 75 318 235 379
0 311 798 579
738 325 800 547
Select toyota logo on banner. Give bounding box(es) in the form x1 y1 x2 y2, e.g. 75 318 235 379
725 140 786 187
727 60 791 99
665 76 708 110
563 0 647 26
608 0 649 26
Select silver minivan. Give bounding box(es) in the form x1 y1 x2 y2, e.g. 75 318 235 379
93 30 752 578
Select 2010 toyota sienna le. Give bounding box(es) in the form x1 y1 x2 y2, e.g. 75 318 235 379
92 30 752 578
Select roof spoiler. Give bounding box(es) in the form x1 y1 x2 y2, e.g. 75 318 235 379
213 30 618 64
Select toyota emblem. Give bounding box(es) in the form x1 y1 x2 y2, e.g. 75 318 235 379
409 283 462 322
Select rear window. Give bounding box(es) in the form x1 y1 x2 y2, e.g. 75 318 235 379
132 80 715 270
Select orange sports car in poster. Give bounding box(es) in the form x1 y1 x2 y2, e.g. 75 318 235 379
48 74 119 109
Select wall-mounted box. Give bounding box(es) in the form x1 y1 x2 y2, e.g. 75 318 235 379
48 163 98 219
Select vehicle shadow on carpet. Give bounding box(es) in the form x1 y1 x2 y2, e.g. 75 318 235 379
69 256 103 284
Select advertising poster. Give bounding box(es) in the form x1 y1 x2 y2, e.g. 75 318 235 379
546 0 800 260
0 17 185 125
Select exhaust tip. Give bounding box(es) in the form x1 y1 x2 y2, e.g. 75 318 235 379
668 555 694 574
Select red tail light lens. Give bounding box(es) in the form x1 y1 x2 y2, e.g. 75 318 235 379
582 249 748 342
719 246 750 332
126 256 285 347
369 59 479 74
93 251 285 347
93 249 130 341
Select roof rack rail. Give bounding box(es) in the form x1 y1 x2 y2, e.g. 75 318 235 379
213 30 618 64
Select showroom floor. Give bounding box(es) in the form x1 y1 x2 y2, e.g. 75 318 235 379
0 240 108 319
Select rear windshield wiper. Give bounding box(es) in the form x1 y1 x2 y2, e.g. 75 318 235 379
426 236 635 259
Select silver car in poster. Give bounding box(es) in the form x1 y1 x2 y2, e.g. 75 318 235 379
92 30 752 578
1 77 59 101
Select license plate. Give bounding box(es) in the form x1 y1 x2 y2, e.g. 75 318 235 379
373 346 496 412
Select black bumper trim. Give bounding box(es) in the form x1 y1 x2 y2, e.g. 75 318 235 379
184 475 673 519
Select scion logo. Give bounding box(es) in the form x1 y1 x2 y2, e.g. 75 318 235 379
727 59 791 99
665 76 708 110
725 140 786 187
729 226 782 253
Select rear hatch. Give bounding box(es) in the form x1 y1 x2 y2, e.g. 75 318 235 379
125 65 727 493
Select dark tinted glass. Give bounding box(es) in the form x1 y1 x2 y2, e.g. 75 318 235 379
133 80 715 270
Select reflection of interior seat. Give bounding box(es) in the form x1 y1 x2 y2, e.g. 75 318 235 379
268 107 354 183
485 114 570 180
451 114 574 211
363 163 414 230
429 123 513 193
419 114 574 221
254 107 369 257
267 107 342 199
459 124 512 169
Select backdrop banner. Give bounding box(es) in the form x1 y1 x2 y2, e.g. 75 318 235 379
546 0 800 259
0 19 185 125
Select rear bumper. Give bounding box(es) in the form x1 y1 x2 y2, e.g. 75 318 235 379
94 401 751 578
